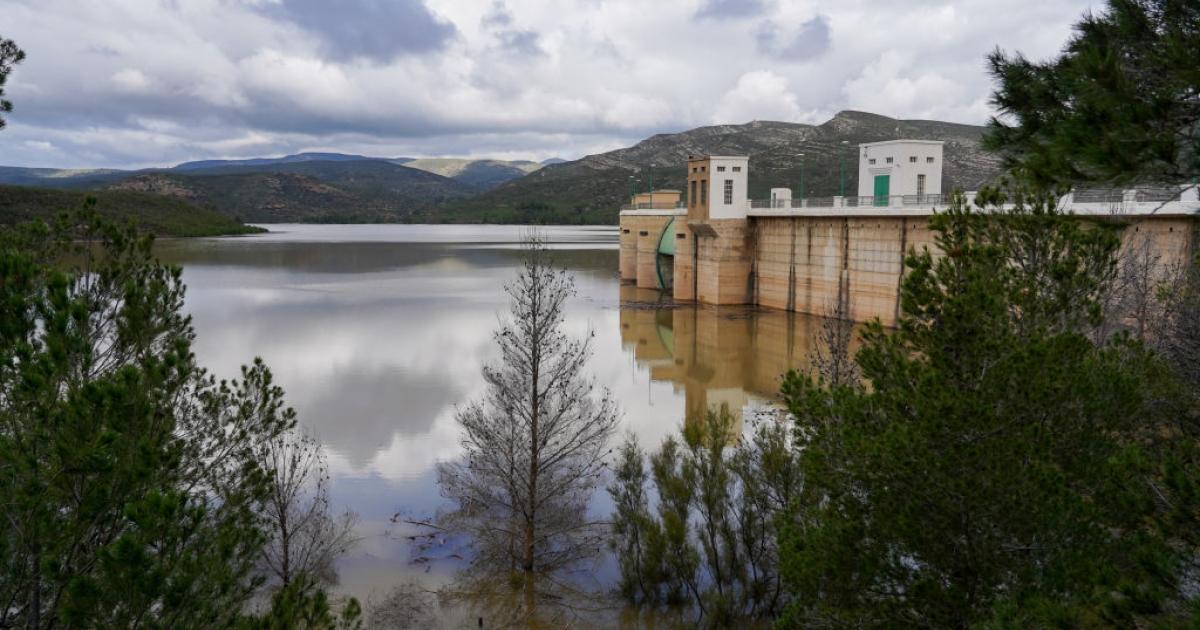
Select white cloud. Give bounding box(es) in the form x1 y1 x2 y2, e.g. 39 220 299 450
111 68 152 93
0 0 1100 168
712 70 808 124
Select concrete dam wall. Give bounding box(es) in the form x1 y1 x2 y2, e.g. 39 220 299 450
620 207 1198 327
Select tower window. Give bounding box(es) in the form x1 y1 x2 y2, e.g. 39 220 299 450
869 158 876 165
690 180 696 206
909 156 917 163
732 166 741 172
926 156 935 163
723 179 733 204
717 166 726 172
886 157 894 164
700 180 707 204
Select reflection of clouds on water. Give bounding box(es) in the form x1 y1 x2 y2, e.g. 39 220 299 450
359 405 464 481
170 227 628 483
302 366 463 467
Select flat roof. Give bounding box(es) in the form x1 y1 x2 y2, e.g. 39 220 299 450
859 139 945 148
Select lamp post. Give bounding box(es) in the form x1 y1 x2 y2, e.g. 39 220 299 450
839 140 849 197
797 153 805 206
648 163 656 208
627 175 636 208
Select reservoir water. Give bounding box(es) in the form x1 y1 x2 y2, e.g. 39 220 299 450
154 223 828 614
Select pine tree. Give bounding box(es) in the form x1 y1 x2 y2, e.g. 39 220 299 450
0 35 24 130
0 208 358 627
778 190 1196 627
986 0 1200 187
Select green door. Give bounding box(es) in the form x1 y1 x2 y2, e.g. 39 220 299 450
873 175 890 206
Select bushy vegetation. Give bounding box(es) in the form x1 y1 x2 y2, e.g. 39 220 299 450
610 407 801 627
0 185 264 237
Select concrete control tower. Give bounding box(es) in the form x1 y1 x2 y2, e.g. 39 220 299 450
857 140 944 204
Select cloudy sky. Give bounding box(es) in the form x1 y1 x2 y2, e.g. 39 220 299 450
0 0 1097 169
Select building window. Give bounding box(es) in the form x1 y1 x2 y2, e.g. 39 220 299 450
691 167 697 173
732 166 741 172
926 157 935 163
700 166 706 172
723 179 733 204
909 156 917 163
886 157 894 164
869 158 876 165
917 174 926 198
690 180 697 206
700 180 707 204
717 166 726 172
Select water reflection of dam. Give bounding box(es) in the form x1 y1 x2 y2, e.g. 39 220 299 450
619 284 830 431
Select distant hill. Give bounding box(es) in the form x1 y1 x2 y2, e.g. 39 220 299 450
105 160 475 223
447 111 1005 224
0 185 263 237
402 158 542 191
170 153 544 191
0 158 489 224
171 152 412 171
0 166 131 189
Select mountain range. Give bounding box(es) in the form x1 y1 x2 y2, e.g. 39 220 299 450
451 111 1005 223
0 111 1006 226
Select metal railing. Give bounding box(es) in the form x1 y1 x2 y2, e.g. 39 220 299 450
1135 187 1183 202
799 196 835 208
1073 188 1125 204
627 186 1195 213
621 201 687 211
843 196 888 208
749 194 945 209
901 194 944 205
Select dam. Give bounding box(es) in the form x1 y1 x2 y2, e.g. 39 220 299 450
619 140 1200 325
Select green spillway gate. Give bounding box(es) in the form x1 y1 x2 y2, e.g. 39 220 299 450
655 217 677 290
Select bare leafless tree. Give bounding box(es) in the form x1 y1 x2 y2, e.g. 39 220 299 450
1157 262 1200 388
366 581 437 629
810 297 860 387
1094 232 1172 344
258 427 359 589
436 233 620 580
